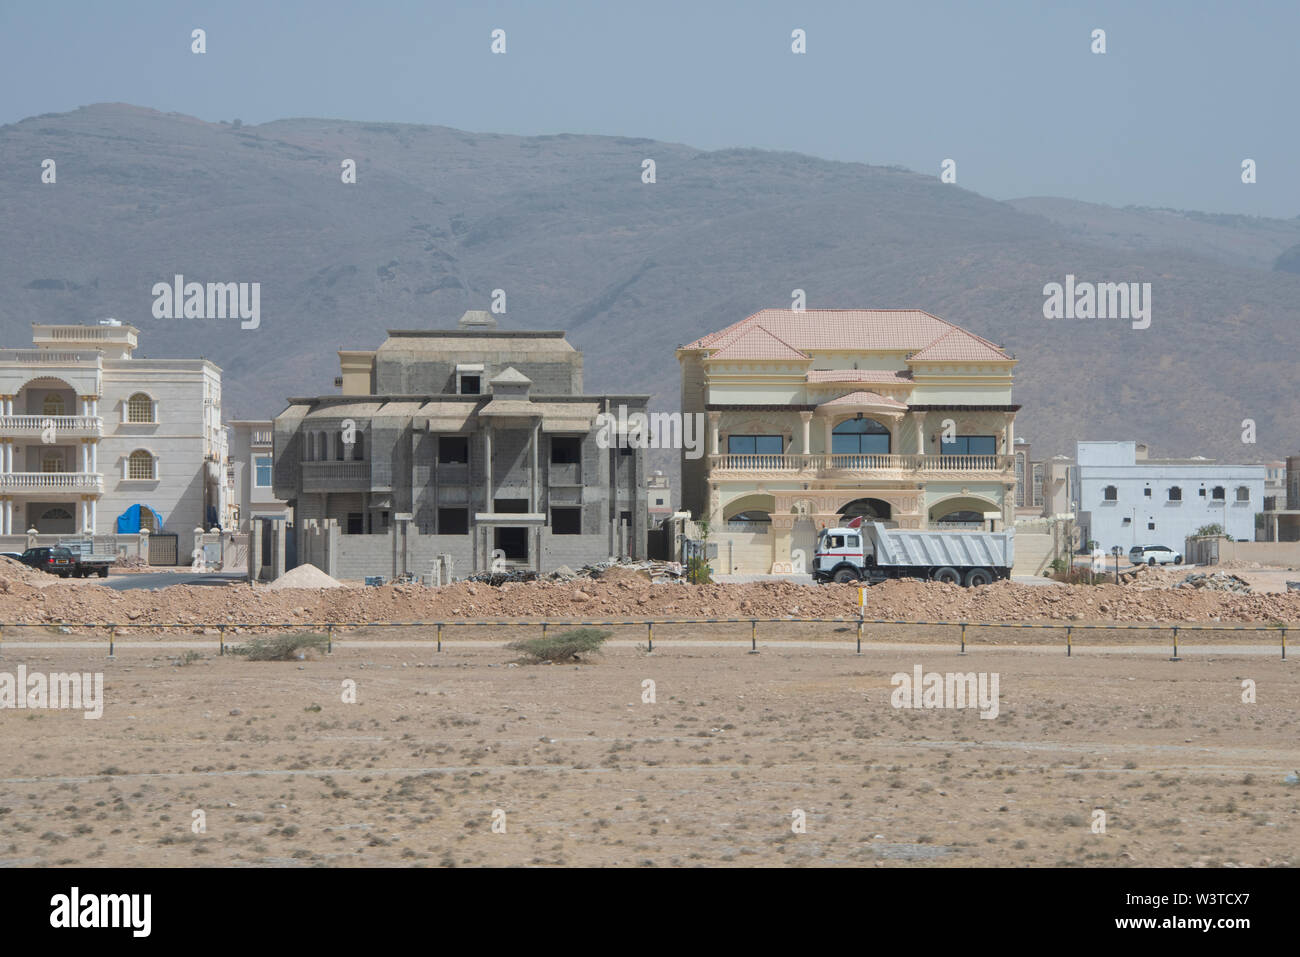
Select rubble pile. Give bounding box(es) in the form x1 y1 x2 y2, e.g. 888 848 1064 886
1175 571 1253 594
1 562 1299 632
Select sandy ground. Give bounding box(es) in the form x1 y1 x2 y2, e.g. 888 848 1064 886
2 631 1296 868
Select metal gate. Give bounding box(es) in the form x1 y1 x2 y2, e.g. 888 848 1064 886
148 532 179 566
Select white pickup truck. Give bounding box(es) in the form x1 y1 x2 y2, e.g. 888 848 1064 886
813 521 1014 587
56 538 116 578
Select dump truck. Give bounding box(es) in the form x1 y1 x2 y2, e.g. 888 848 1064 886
812 521 1014 586
56 538 116 578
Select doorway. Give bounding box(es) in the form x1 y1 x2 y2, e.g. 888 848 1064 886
494 526 528 562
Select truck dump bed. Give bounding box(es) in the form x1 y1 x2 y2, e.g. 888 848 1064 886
867 522 1014 569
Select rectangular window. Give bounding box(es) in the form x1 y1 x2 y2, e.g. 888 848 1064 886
551 507 581 535
1199 488 1206 497
438 436 469 464
346 513 363 535
1147 522 1156 530
1122 517 1131 525
939 435 997 455
1143 487 1152 497
1168 487 1182 501
254 455 272 487
727 435 784 455
495 498 529 513
458 375 480 396
551 436 582 464
1103 486 1118 502
437 508 469 535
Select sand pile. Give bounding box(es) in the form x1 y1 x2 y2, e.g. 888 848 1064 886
264 563 346 591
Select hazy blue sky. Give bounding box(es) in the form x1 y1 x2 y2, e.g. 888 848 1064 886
2 0 1295 217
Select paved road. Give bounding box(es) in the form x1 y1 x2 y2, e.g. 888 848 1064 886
97 571 246 591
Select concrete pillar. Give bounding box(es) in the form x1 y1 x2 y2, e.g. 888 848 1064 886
530 419 539 513
247 521 261 582
484 424 493 513
799 412 812 455
823 417 833 457
273 520 286 579
90 442 97 472
912 412 926 455
2 498 9 535
708 412 720 456
88 498 97 534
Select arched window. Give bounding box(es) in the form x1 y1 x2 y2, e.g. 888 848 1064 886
318 432 328 461
128 449 155 480
42 393 65 416
1236 486 1250 502
138 507 156 532
127 393 154 423
1103 485 1118 501
832 417 891 455
41 454 65 473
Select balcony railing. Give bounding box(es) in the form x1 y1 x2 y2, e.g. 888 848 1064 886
0 415 104 438
301 460 371 491
0 350 102 364
0 471 103 492
250 430 273 446
710 453 1012 473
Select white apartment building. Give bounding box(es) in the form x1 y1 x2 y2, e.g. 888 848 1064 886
0 321 231 539
1074 441 1264 552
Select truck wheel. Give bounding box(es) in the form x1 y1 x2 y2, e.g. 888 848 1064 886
964 567 993 587
1174 555 1183 565
1148 557 1156 566
832 567 860 584
933 566 960 585
98 566 109 578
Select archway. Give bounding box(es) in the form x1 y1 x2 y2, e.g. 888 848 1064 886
832 417 891 455
928 495 999 528
37 506 75 534
839 497 892 521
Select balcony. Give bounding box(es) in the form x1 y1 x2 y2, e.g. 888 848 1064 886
0 415 104 439
301 460 371 492
709 453 1013 479
0 471 103 493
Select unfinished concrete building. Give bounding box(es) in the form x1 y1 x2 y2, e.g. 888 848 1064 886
270 312 648 580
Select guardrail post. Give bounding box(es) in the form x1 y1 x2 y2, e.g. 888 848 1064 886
107 624 116 659
0 623 4 657
437 622 443 653
1066 626 1072 658
218 624 225 656
856 618 863 655
959 623 967 655
542 622 548 640
1282 626 1287 662
326 624 333 655
749 620 758 654
647 621 653 653
1169 626 1180 662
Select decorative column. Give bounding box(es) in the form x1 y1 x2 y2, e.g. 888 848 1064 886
708 412 720 456
912 411 926 455
799 411 812 455
823 417 833 457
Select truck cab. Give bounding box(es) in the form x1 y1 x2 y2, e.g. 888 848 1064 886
813 527 872 583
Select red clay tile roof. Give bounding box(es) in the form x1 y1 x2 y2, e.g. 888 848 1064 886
705 324 809 361
817 390 910 411
907 328 1012 363
684 309 1011 361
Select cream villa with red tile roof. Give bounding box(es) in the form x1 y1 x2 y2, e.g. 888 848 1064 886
677 308 1020 574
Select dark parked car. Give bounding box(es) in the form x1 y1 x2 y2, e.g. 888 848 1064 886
19 546 75 577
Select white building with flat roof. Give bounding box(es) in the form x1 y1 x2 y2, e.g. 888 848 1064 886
0 321 231 539
1073 441 1264 553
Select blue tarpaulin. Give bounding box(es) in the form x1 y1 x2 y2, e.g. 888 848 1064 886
116 504 163 533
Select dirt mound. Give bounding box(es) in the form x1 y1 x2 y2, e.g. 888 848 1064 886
264 563 346 591
2 572 1300 631
0 556 58 588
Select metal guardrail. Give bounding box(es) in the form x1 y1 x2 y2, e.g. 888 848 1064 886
0 617 1289 661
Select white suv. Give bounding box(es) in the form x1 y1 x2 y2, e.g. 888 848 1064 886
1129 544 1183 566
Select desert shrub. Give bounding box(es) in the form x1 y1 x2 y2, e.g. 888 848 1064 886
230 632 329 661
508 628 610 663
686 555 713 584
